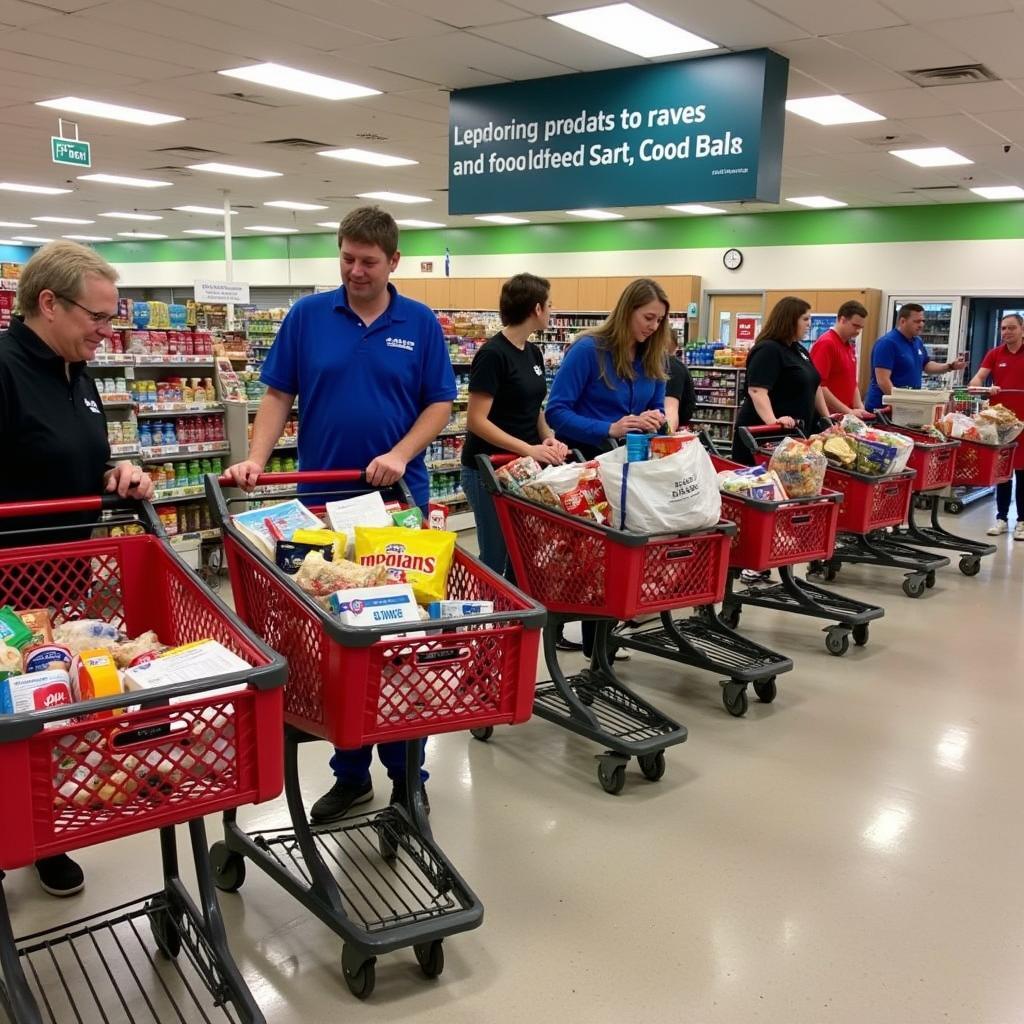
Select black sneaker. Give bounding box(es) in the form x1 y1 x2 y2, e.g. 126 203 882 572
310 779 373 824
390 780 430 817
36 854 84 897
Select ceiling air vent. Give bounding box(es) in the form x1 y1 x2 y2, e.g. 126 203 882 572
356 131 388 142
262 138 330 149
904 64 999 87
896 185 965 196
153 146 222 156
218 91 289 109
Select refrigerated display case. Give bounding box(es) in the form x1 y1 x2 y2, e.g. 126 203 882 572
885 296 965 390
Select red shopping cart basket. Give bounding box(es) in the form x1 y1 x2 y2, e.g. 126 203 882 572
209 471 545 749
875 422 958 493
0 495 286 871
951 437 1015 487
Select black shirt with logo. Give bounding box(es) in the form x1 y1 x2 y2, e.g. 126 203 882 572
462 332 547 467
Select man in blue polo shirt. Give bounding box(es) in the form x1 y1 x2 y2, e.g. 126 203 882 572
865 302 965 410
227 207 455 822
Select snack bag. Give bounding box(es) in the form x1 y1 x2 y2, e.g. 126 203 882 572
852 434 899 475
496 456 541 495
354 527 456 606
822 435 857 468
838 414 868 436
294 550 388 601
768 437 827 497
717 466 787 501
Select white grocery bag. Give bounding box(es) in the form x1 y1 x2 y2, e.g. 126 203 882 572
532 462 587 495
597 443 721 534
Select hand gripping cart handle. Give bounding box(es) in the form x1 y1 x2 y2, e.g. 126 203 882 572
207 469 545 1000
0 491 287 1024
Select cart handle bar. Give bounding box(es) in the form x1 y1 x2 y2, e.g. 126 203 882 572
830 412 877 422
745 422 802 435
218 469 367 487
0 492 131 520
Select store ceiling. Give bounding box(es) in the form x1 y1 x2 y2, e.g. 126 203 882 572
3 0 1024 239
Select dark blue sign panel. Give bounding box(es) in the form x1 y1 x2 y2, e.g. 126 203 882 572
448 49 788 215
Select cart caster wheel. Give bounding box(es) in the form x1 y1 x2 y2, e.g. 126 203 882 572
902 576 926 599
147 902 181 959
597 761 626 795
852 624 870 647
377 826 399 862
823 560 839 582
946 500 964 515
719 604 741 630
576 684 596 707
414 940 445 979
210 841 245 893
925 570 937 588
470 726 494 742
638 750 666 782
753 677 777 703
722 683 748 718
825 629 850 657
343 952 376 1000
959 555 981 577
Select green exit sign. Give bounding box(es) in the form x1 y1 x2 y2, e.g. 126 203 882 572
51 136 91 168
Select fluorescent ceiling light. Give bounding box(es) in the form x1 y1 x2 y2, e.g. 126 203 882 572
565 208 624 220
0 182 72 195
174 205 236 216
99 211 163 221
0 239 24 246
78 173 172 188
666 203 726 214
785 95 885 126
33 215 94 225
316 221 341 229
786 195 848 209
182 228 225 236
395 219 445 228
475 214 529 225
970 185 1024 200
890 147 972 168
188 162 281 179
0 220 33 228
243 225 298 233
318 147 417 167
357 190 431 204
218 63 379 101
12 236 52 243
548 3 716 58
264 200 327 211
36 96 183 126
62 234 112 241
117 231 167 239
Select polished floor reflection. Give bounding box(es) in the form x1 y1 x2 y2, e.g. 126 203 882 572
6 503 1022 1024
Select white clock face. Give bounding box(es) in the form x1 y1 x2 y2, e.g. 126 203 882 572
723 248 743 270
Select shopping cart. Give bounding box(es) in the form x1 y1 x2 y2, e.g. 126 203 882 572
0 493 286 1024
208 470 544 1000
740 425 950 599
703 433 884 658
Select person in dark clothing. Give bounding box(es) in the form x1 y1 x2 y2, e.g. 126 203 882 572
665 353 696 431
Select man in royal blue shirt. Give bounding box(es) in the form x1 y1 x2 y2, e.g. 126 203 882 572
228 207 456 822
865 302 964 410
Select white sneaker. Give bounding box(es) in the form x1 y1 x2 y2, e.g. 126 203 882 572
987 521 1008 536
1014 523 1024 541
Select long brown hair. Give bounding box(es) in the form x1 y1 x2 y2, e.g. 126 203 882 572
756 296 811 346
590 278 670 387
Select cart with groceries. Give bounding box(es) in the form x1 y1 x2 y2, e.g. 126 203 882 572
0 493 287 1024
208 470 544 1000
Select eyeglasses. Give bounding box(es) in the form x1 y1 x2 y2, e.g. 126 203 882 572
55 294 118 326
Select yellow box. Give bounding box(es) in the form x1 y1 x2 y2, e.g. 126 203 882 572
292 529 347 561
74 648 122 704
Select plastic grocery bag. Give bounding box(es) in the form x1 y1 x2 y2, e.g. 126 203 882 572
596 443 721 533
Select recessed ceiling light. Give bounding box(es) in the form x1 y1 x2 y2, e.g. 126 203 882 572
890 147 973 168
174 205 236 216
786 195 848 208
548 3 716 58
475 215 529 225
969 185 1024 200
62 234 112 241
33 216 95 225
264 200 328 211
395 219 445 228
243 225 299 233
99 211 163 221
0 239 24 246
0 220 33 228
78 173 173 188
218 63 380 101
117 231 167 239
357 191 431 204
318 148 417 167
182 228 225 236
785 95 885 126
666 204 727 215
566 208 624 220
0 182 72 195
36 96 183 125
316 221 341 229
12 236 52 243
188 162 281 179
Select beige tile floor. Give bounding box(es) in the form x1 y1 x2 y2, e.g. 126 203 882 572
5 501 1023 1023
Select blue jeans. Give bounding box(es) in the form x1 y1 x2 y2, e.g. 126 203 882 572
330 741 427 786
461 465 509 577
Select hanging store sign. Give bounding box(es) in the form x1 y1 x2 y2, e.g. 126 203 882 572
194 279 250 304
51 136 91 168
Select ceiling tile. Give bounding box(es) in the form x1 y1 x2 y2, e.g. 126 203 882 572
925 13 1024 79
900 113 1011 146
846 87 950 119
916 80 1024 114
966 108 1024 143
639 0 809 47
388 0 530 29
270 0 452 40
750 0 906 35
831 25 976 72
772 38 909 92
882 0 1013 19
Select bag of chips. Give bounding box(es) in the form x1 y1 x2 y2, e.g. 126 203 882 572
354 527 457 606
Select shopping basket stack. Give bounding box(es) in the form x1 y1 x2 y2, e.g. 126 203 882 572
0 493 286 1024
208 470 544 1000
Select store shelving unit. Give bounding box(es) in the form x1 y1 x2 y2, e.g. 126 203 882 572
686 365 747 450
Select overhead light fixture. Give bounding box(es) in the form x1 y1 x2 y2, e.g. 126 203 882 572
0 220 33 228
785 95 885 126
78 173 173 188
243 225 298 233
62 234 112 241
357 191 431 204
548 3 716 58
395 219 445 228
182 228 226 236
316 221 341 229
217 63 380 101
890 147 973 168
475 215 529 225
318 148 417 167
0 182 72 195
36 96 183 126
117 231 167 239
666 204 726 215
0 239 25 246
12 236 53 243
174 205 236 216
786 195 848 209
565 208 624 220
970 185 1024 200
188 162 281 179
99 211 163 221
264 200 328 211
33 216 95 225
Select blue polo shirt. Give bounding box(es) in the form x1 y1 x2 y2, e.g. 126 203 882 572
261 284 456 507
865 327 932 411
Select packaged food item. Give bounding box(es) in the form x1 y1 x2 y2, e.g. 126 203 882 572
0 643 22 681
521 480 562 507
823 435 857 468
977 403 1024 444
123 638 250 699
354 527 457 606
108 631 165 670
294 550 388 600
427 503 449 530
849 429 913 475
649 433 695 459
231 499 324 558
392 506 424 530
52 619 121 655
717 466 787 501
72 648 122 704
22 643 72 675
938 412 981 442
427 600 494 620
768 437 827 497
324 492 393 553
275 539 334 574
16 608 53 647
625 433 651 462
0 606 33 651
495 456 542 495
327 583 421 627
0 669 73 715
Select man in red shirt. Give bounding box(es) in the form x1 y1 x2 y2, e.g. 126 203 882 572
969 312 1024 538
810 300 868 417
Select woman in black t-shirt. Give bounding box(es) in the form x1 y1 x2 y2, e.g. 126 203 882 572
461 273 569 576
732 296 831 464
665 352 696 431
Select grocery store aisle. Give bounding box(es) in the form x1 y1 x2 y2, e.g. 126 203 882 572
7 502 1022 1024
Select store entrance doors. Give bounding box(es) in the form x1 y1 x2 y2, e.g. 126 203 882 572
707 293 763 345
965 297 1024 375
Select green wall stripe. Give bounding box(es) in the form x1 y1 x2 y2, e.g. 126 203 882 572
94 201 1024 265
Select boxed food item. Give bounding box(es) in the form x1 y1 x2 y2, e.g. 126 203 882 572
717 465 787 501
650 433 696 459
16 608 53 647
427 600 494 619
768 437 827 497
275 539 334 574
291 528 346 561
354 527 456 605
123 639 250 698
0 606 32 651
72 648 122 703
0 669 73 715
327 584 421 627
232 499 324 558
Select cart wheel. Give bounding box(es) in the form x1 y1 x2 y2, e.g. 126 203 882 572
597 761 626 795
377 826 398 862
925 570 937 589
638 750 666 782
470 726 494 742
946 500 964 515
343 953 376 1000
414 940 445 979
209 841 246 894
719 604 741 630
722 683 748 718
902 576 926 599
852 624 870 647
147 902 181 959
753 677 777 703
825 629 850 657
823 560 839 582
959 555 981 577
